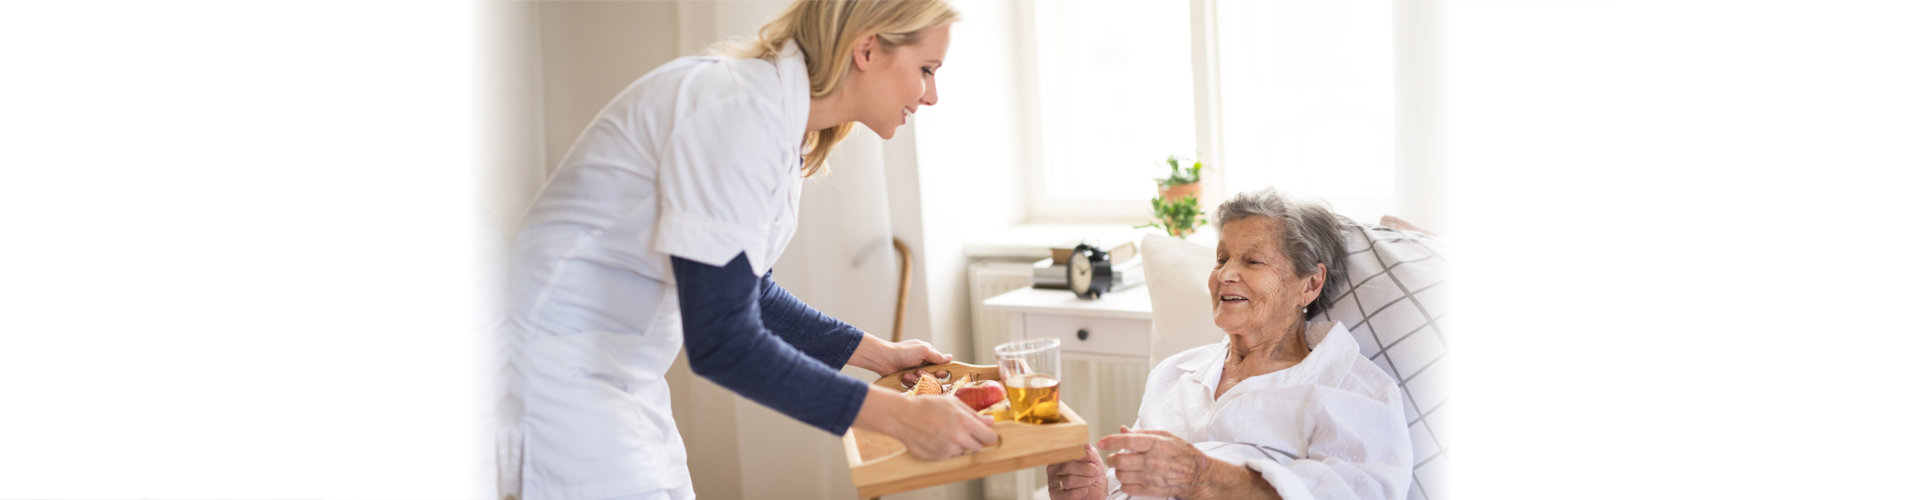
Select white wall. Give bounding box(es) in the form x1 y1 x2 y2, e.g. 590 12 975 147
476 1 547 239
1393 0 1447 233
534 2 683 170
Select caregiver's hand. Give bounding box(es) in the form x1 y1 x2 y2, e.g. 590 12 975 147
849 334 952 375
853 386 997 461
1097 426 1276 500
1045 444 1108 500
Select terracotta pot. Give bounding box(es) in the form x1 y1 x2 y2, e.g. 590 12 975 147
1159 182 1201 202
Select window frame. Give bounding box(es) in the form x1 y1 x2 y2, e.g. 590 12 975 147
1017 0 1430 228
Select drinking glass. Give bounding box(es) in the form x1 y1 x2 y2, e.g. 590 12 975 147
994 338 1063 424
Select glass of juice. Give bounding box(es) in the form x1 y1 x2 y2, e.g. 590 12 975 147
994 338 1063 424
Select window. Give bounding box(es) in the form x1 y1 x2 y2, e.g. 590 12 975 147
1023 0 1402 225
1026 0 1196 222
1215 0 1396 223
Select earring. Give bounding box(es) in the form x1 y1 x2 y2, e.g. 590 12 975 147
1301 306 1309 315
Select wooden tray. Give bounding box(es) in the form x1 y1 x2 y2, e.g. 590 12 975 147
842 362 1088 498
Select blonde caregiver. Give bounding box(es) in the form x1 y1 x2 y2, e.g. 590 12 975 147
503 1 990 499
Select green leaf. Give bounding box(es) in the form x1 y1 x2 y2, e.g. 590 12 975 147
1147 192 1207 238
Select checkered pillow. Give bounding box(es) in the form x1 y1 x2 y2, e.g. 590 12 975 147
1311 221 1449 500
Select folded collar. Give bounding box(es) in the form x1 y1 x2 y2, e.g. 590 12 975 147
1175 321 1355 389
775 40 810 146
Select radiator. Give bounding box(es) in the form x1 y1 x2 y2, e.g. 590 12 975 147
968 260 1036 364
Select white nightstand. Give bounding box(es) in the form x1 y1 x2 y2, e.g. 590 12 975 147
982 285 1154 363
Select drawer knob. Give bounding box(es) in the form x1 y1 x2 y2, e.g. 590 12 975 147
1076 328 1089 341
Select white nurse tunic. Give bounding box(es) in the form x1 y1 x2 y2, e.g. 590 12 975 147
503 41 810 500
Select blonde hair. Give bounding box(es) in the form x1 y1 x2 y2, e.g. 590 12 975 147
728 0 959 177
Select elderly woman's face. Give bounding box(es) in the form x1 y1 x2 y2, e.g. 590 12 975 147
1209 218 1319 335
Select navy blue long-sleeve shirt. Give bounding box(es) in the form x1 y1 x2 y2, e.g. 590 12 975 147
671 253 871 435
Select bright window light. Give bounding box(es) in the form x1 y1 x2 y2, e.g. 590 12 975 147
1216 0 1396 222
1032 0 1197 204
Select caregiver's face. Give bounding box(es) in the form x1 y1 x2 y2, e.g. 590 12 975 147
857 25 949 139
1209 217 1310 335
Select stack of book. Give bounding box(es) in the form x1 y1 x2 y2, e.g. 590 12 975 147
1031 242 1145 292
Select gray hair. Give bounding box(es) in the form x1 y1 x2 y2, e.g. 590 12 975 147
1214 187 1348 318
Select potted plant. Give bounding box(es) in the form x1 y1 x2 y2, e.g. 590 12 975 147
1143 154 1207 238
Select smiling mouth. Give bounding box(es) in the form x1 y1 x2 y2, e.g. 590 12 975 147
1220 294 1249 304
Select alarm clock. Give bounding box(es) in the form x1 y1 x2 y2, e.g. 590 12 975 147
1066 243 1113 299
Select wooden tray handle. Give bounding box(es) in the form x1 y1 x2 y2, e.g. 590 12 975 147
874 361 1000 389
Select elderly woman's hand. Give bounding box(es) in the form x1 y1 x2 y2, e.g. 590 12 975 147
1096 426 1223 499
1046 444 1108 500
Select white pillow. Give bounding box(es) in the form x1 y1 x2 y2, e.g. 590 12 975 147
1141 234 1227 368
1141 222 1451 500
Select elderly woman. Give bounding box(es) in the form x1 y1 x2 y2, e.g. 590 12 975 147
1048 188 1413 500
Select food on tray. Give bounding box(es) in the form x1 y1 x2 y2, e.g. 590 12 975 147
946 372 977 394
900 368 954 390
977 400 1013 422
907 370 943 396
896 367 1008 412
952 379 1007 411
